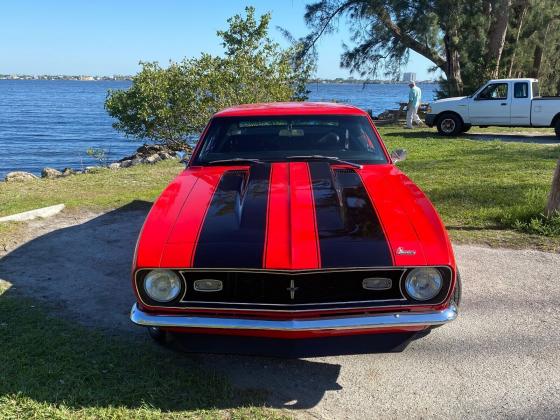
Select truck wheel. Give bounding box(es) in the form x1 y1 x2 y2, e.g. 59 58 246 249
436 113 463 136
555 119 560 139
461 124 472 133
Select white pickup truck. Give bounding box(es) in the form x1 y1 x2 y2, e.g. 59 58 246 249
425 78 560 138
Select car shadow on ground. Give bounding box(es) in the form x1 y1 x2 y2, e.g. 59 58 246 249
0 202 420 412
384 129 559 144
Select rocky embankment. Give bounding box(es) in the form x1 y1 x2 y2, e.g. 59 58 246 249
3 144 190 182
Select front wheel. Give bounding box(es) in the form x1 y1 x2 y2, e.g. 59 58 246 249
148 326 169 345
555 119 560 139
436 113 463 136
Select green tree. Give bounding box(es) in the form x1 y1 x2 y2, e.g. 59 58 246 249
302 0 474 96
105 7 314 148
502 0 560 95
302 0 560 97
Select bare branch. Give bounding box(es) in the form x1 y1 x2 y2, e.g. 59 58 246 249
373 6 447 70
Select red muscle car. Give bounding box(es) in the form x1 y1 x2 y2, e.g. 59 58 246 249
130 102 460 343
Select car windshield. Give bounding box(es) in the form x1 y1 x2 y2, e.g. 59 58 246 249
193 115 388 165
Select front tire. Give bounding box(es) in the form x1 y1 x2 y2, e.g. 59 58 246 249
148 326 169 345
554 119 560 139
436 113 463 136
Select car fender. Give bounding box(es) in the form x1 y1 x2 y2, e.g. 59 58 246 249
431 97 470 124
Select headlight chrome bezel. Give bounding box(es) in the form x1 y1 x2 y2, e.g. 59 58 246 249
403 267 444 302
143 269 183 303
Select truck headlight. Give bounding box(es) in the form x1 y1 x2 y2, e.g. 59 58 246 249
404 268 442 301
143 269 182 302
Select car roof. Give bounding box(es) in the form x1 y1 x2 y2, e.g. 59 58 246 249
214 102 369 117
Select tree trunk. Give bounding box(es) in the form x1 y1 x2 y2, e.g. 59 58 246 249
486 0 512 78
530 22 551 78
546 157 560 216
531 45 543 78
444 30 463 95
507 4 528 78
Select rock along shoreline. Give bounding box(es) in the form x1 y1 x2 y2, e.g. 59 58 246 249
3 144 192 182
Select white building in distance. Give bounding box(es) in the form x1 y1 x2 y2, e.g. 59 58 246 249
402 72 416 82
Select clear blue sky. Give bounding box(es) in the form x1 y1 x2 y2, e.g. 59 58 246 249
0 0 435 80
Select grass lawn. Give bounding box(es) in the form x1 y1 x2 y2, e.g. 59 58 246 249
0 160 182 218
0 282 283 419
378 125 560 250
1 127 559 251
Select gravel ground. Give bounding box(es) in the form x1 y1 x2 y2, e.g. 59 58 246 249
1 207 559 419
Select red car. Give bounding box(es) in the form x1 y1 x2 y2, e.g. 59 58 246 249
130 102 460 343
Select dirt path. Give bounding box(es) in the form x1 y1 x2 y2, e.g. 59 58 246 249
1 207 559 418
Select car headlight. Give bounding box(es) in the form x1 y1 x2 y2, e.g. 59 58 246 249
404 268 442 301
143 269 182 302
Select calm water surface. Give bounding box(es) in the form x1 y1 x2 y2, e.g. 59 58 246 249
0 80 436 177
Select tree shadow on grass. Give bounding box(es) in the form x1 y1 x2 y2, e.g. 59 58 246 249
383 130 559 145
383 130 437 140
0 202 417 413
464 132 558 144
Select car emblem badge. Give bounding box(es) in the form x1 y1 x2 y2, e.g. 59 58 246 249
396 246 416 256
287 280 299 300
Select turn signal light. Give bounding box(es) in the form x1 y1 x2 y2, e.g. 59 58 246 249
193 279 223 292
362 277 392 290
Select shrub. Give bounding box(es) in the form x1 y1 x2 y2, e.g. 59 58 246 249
105 7 314 149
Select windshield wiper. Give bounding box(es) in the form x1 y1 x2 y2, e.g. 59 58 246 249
206 158 264 166
285 155 363 169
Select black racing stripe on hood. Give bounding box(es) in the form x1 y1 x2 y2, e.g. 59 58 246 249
309 162 393 268
192 164 271 268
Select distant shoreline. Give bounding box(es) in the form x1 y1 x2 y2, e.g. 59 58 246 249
1 76 436 84
0 76 132 81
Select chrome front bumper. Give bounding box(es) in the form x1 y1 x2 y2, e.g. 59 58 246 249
130 303 458 331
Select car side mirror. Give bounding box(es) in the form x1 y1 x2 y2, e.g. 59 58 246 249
390 149 407 163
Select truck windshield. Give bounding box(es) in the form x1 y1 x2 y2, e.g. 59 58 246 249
193 115 388 165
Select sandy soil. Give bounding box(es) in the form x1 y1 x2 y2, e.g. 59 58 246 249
1 206 559 418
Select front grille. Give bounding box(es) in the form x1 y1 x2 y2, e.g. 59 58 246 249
182 270 403 304
135 267 452 311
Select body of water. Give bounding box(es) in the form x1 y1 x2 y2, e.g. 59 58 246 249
0 80 436 177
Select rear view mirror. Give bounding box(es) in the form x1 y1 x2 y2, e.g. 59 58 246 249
390 149 407 163
279 128 304 137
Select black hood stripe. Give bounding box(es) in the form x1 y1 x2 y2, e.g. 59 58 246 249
192 164 271 268
308 162 393 268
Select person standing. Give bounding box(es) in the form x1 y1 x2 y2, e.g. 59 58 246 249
406 81 423 128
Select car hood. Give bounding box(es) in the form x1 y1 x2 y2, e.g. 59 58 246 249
135 163 454 270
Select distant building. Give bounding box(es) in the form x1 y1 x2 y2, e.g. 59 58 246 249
403 72 416 82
